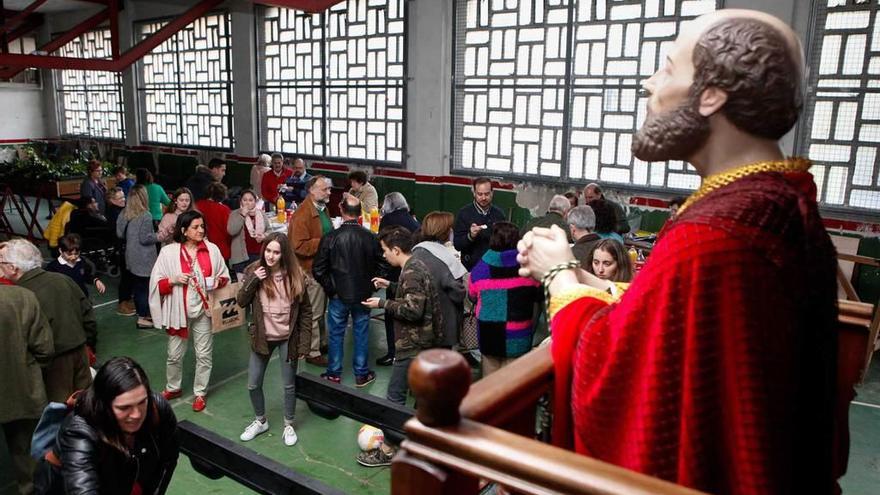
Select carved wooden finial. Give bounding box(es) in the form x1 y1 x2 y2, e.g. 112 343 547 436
408 349 471 426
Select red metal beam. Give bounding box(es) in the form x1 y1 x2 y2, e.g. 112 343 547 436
0 8 108 78
1 0 47 34
0 0 223 73
5 14 42 44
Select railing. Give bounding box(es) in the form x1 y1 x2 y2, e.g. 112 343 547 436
392 301 874 495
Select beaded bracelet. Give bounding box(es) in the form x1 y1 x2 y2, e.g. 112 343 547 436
540 259 581 317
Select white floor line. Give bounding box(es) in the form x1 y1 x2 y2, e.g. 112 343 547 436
852 400 880 410
94 300 116 308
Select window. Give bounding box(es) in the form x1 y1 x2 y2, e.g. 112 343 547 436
54 29 125 140
257 0 407 165
4 35 40 85
452 0 716 189
798 0 880 212
136 12 234 149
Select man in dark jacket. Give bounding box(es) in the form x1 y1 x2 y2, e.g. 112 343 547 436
583 182 630 235
0 284 53 495
452 177 507 271
521 194 572 241
185 158 226 201
1 239 97 403
567 205 602 267
312 196 386 387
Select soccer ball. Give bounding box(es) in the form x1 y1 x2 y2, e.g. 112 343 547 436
357 424 385 451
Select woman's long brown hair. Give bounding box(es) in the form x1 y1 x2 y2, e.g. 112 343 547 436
254 232 304 301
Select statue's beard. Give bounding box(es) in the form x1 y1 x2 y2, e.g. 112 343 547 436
632 95 710 162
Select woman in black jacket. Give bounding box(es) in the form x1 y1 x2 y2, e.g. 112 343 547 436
36 357 179 495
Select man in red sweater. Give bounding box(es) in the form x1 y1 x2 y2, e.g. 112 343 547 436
518 9 839 495
261 153 293 204
195 182 232 260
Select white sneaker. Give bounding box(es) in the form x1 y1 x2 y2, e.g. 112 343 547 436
240 419 269 441
282 424 298 446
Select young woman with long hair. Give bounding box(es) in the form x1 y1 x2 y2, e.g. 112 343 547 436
116 184 158 328
157 187 194 245
236 232 312 446
36 357 178 495
227 189 269 279
586 239 633 283
149 210 230 413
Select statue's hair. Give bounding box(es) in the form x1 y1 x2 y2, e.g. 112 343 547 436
691 18 802 140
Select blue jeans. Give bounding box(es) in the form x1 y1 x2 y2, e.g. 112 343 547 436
326 297 371 377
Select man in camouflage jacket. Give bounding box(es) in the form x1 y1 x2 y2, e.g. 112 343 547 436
363 226 444 405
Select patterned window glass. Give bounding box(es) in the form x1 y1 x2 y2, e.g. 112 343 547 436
799 0 880 212
137 13 234 149
257 0 406 165
55 29 125 140
452 0 716 188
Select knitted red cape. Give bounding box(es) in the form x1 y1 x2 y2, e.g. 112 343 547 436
550 171 838 494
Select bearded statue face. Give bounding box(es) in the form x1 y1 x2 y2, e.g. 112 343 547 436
631 92 710 162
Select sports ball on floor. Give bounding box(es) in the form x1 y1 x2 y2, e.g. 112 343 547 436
357 424 385 451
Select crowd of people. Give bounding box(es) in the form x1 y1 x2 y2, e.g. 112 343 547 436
1 8 840 495
2 147 641 492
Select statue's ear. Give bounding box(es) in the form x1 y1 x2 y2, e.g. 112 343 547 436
698 86 727 117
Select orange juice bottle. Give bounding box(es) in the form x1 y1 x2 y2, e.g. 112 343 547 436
370 207 380 233
276 196 286 223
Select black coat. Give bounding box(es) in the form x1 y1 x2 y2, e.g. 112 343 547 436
378 209 421 283
452 202 506 271
35 392 179 495
312 221 388 305
185 167 215 202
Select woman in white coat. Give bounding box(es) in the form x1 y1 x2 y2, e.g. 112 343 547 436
149 210 229 413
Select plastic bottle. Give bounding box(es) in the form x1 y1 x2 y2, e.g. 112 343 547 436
628 246 638 265
370 207 380 233
276 196 286 224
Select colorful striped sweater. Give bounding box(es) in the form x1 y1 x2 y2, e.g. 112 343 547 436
468 249 541 358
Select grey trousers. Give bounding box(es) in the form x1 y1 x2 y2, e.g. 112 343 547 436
2 418 37 494
248 340 298 422
386 357 413 406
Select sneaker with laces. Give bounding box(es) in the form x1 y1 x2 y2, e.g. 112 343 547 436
240 419 269 441
356 446 395 467
282 424 298 446
355 371 376 388
320 373 341 384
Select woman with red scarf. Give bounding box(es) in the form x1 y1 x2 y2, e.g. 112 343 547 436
149 210 229 413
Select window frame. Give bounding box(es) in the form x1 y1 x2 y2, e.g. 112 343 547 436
254 0 409 168
448 0 718 193
134 10 235 151
53 27 126 142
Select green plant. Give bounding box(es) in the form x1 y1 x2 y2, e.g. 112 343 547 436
0 145 111 182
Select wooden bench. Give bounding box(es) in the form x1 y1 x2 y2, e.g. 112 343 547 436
391 301 873 495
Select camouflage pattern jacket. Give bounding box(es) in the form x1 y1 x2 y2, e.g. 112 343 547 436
381 257 444 359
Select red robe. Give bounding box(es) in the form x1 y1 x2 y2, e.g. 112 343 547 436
551 170 838 494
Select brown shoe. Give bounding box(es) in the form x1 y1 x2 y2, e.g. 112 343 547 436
116 301 136 316
306 355 328 366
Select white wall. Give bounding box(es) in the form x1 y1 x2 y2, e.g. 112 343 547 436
0 85 46 139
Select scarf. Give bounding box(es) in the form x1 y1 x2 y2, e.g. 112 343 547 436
149 241 230 338
414 241 467 280
244 210 266 239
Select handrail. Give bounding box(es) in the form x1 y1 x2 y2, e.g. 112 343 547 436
402 417 706 495
459 344 553 425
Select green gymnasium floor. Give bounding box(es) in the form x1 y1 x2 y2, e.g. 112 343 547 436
3 273 880 494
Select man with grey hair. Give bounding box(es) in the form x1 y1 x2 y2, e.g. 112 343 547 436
521 194 573 241
0 238 96 403
583 182 630 235
567 205 601 267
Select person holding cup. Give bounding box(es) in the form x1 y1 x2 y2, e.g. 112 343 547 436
149 210 230 412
